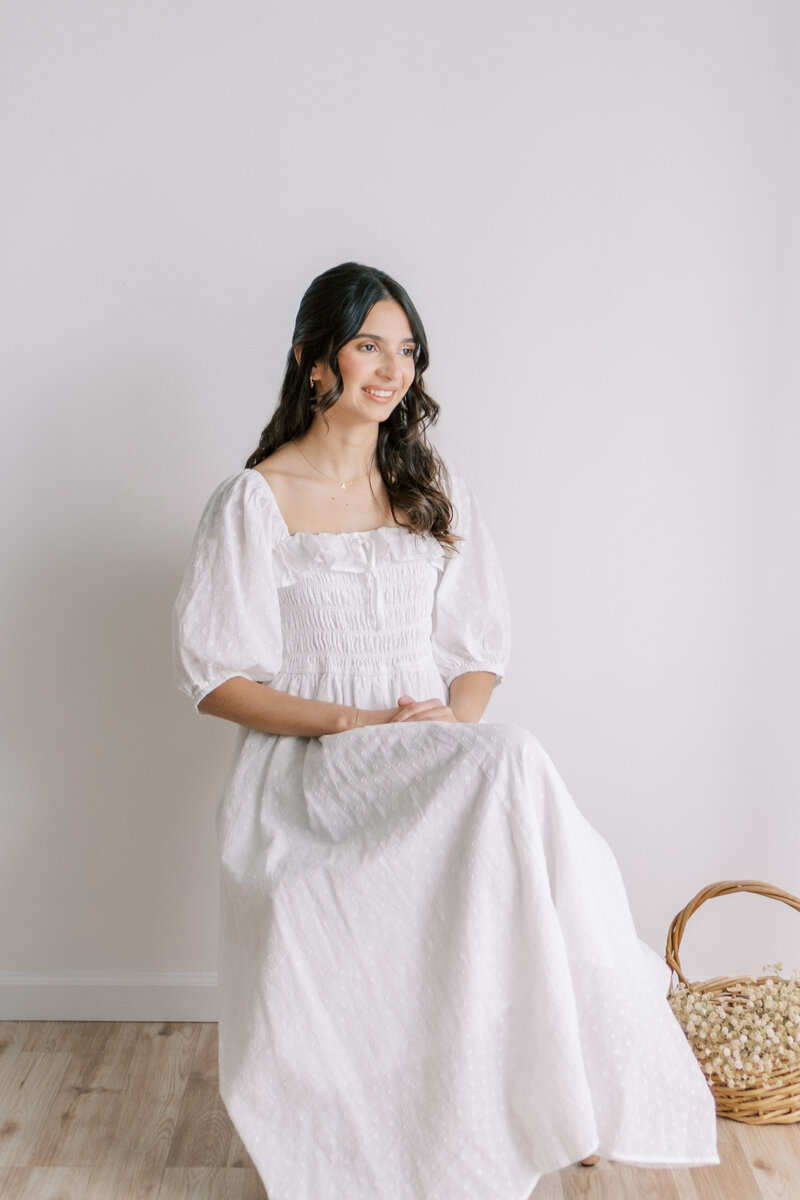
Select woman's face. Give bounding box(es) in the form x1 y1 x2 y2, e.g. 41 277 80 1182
316 299 417 421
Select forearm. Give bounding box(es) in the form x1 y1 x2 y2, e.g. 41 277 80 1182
448 671 497 723
197 676 379 737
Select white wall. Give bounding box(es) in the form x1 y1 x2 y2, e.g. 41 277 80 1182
1 0 798 1019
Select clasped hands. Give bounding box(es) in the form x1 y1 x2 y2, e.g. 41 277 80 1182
345 694 465 732
391 694 459 723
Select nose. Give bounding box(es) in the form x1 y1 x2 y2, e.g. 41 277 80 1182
377 348 405 382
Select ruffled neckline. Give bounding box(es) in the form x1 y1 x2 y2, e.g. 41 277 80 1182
278 523 443 565
272 520 444 587
245 467 415 542
240 469 445 582
245 465 443 549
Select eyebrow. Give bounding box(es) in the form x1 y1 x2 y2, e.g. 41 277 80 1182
356 332 417 344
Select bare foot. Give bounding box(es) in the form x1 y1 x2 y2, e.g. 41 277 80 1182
579 1154 600 1166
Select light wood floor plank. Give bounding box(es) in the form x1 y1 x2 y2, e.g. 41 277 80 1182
733 1120 800 1199
529 1166 564 1198
32 1021 141 1168
555 1159 608 1196
674 1119 762 1200
222 1169 268 1199
83 1022 200 1200
663 1166 700 1199
556 1157 686 1198
0 1023 33 1055
3 1023 800 1200
22 1022 86 1054
615 1161 686 1198
157 1166 268 1200
0 1023 29 1099
20 1165 93 1199
166 1023 235 1168
157 1165 229 1199
0 1050 73 1167
0 1166 33 1200
227 1126 256 1171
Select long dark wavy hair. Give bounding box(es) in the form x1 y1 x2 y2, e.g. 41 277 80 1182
245 262 461 552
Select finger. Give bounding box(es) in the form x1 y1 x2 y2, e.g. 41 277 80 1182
409 703 458 723
392 698 443 723
403 703 449 723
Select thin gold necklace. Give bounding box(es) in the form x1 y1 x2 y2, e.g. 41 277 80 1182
293 438 376 490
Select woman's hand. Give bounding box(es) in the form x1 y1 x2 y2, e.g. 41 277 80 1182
387 694 460 724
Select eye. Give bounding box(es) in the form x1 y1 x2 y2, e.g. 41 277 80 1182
357 342 416 357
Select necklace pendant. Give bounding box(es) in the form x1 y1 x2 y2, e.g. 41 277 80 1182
340 482 347 489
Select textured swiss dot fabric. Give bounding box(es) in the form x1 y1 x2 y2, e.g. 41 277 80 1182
173 466 510 710
172 472 284 708
172 463 719 1200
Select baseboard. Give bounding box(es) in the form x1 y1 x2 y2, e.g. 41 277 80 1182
0 971 219 1021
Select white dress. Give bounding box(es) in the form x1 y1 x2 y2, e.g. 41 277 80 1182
172 465 719 1200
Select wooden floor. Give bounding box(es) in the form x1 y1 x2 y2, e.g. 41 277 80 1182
1 1022 799 1199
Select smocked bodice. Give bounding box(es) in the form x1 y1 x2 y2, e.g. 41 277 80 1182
272 527 445 678
172 466 511 711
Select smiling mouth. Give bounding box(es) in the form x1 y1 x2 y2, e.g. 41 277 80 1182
362 387 396 400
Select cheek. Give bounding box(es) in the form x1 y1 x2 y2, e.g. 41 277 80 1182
338 348 363 380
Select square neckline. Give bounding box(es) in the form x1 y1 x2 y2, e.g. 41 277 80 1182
245 467 412 541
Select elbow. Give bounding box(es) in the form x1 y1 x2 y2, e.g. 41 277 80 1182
196 675 253 719
197 681 229 715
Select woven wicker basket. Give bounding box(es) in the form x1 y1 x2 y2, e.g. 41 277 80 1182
665 879 800 1125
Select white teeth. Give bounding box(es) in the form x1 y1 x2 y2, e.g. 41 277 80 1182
363 388 394 398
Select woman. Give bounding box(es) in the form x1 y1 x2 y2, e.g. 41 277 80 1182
173 262 719 1199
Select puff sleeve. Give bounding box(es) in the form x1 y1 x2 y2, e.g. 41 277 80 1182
431 464 511 690
172 471 283 709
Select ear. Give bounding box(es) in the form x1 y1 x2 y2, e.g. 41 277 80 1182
293 345 302 366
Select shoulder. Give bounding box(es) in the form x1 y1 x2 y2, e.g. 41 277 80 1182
195 468 284 543
436 454 500 549
202 468 263 510
250 442 302 482
435 451 474 522
249 444 307 510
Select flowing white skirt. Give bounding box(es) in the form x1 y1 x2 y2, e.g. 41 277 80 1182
214 708 719 1200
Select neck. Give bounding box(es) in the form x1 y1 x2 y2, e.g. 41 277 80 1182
296 420 379 480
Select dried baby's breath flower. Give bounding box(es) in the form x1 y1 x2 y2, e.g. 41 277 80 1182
669 971 800 1090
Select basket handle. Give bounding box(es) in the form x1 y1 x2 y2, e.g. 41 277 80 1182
665 879 800 986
